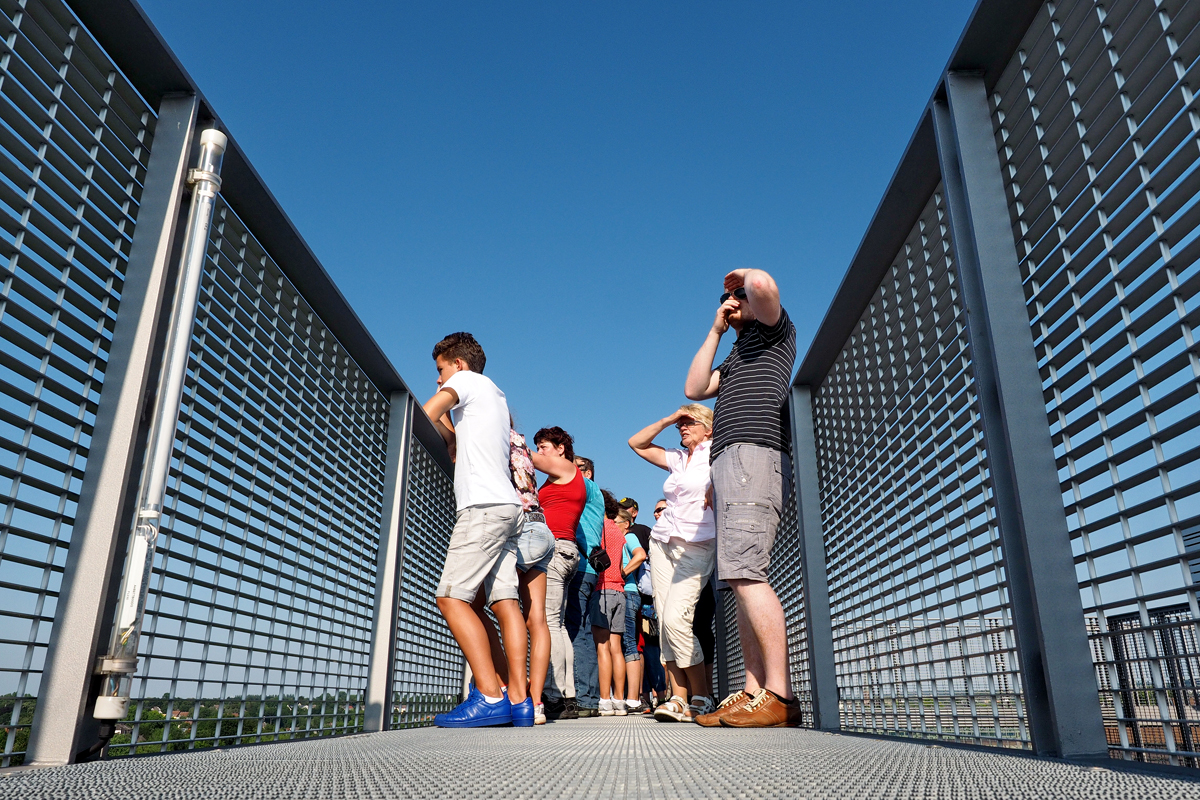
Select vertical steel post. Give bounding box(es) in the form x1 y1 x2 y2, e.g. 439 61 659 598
91 127 227 723
932 73 1107 759
25 95 199 766
788 385 840 730
364 391 413 732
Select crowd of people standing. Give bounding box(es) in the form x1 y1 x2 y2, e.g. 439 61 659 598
423 267 799 728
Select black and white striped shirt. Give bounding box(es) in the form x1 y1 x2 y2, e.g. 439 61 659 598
711 307 797 461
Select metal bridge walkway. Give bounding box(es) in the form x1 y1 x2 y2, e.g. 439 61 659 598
5 718 1199 800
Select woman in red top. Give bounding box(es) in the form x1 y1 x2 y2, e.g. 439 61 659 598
532 426 586 720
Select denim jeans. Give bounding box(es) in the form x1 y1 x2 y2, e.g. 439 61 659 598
543 539 579 701
622 589 641 662
566 570 598 708
642 642 666 694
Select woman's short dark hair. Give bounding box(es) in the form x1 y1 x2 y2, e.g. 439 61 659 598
432 332 486 373
533 426 575 462
601 489 620 520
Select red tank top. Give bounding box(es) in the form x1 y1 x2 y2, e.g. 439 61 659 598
539 468 587 540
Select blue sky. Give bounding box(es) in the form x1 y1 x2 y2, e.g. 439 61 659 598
139 0 978 513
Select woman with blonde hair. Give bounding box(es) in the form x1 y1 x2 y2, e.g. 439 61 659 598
627 403 717 723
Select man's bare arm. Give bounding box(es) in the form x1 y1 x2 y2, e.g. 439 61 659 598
685 300 735 400
725 268 781 326
422 388 459 446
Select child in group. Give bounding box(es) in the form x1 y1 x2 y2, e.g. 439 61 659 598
424 332 532 728
592 491 631 716
618 507 647 713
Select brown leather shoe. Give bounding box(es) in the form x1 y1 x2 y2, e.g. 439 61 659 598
695 690 752 727
719 690 803 728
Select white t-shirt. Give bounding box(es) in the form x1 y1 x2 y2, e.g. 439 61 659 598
441 370 521 511
650 440 716 544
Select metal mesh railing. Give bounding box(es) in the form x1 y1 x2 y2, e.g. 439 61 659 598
991 0 1200 767
718 587 744 697
390 434 461 728
0 0 154 766
812 188 1030 748
105 197 391 756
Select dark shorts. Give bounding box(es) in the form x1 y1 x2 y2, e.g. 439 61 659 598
712 443 792 583
590 589 625 631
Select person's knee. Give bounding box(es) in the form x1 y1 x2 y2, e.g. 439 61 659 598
491 598 522 620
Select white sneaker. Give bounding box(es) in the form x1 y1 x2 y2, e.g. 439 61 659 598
688 695 716 721
613 700 628 716
598 698 616 716
534 703 546 725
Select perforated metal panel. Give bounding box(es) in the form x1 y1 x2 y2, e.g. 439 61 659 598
0 0 154 766
991 0 1200 767
768 491 812 722
718 588 744 697
390 434 460 728
102 197 390 756
812 188 1030 748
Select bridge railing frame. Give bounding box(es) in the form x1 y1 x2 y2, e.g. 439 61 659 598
727 0 1200 770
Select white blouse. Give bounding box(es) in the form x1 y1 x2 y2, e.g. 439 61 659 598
650 439 716 544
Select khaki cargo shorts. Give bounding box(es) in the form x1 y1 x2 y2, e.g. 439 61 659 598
713 443 792 583
436 503 524 604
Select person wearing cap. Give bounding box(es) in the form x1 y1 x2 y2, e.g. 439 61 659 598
628 403 718 723
616 498 648 712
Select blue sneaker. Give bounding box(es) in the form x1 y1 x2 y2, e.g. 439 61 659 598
435 692 513 728
510 697 534 728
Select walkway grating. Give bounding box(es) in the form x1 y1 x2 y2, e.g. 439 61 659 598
3 718 1200 799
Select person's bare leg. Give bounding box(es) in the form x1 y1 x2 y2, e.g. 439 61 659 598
733 594 764 694
471 592 507 687
609 635 626 701
490 598 528 703
437 596 504 698
520 570 550 704
594 627 613 700
626 656 643 703
702 660 713 696
728 579 792 699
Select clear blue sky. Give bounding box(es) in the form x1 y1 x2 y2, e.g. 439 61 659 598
139 0 977 513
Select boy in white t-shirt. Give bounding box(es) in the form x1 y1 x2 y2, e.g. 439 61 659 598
423 332 532 727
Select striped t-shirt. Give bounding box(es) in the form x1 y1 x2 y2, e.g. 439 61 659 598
711 306 797 461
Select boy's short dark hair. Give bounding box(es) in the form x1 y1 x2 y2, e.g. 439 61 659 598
601 489 620 520
574 456 595 476
432 332 486 373
533 426 575 462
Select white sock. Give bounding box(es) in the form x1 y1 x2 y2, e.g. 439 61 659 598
481 694 505 704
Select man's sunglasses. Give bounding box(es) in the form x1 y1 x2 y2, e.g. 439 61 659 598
653 507 666 514
719 287 748 304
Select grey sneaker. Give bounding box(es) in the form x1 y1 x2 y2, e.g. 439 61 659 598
687 695 716 722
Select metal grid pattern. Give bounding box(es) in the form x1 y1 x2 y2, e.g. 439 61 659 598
11 719 1200 800
812 188 1029 748
390 433 460 728
0 0 154 766
718 588 744 697
767 491 812 722
991 0 1200 767
104 197 390 756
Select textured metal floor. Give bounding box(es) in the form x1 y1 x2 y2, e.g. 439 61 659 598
4 717 1200 799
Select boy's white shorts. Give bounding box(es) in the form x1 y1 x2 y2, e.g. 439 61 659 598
436 503 524 604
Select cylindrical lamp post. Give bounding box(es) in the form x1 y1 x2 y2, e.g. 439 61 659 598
93 129 228 724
